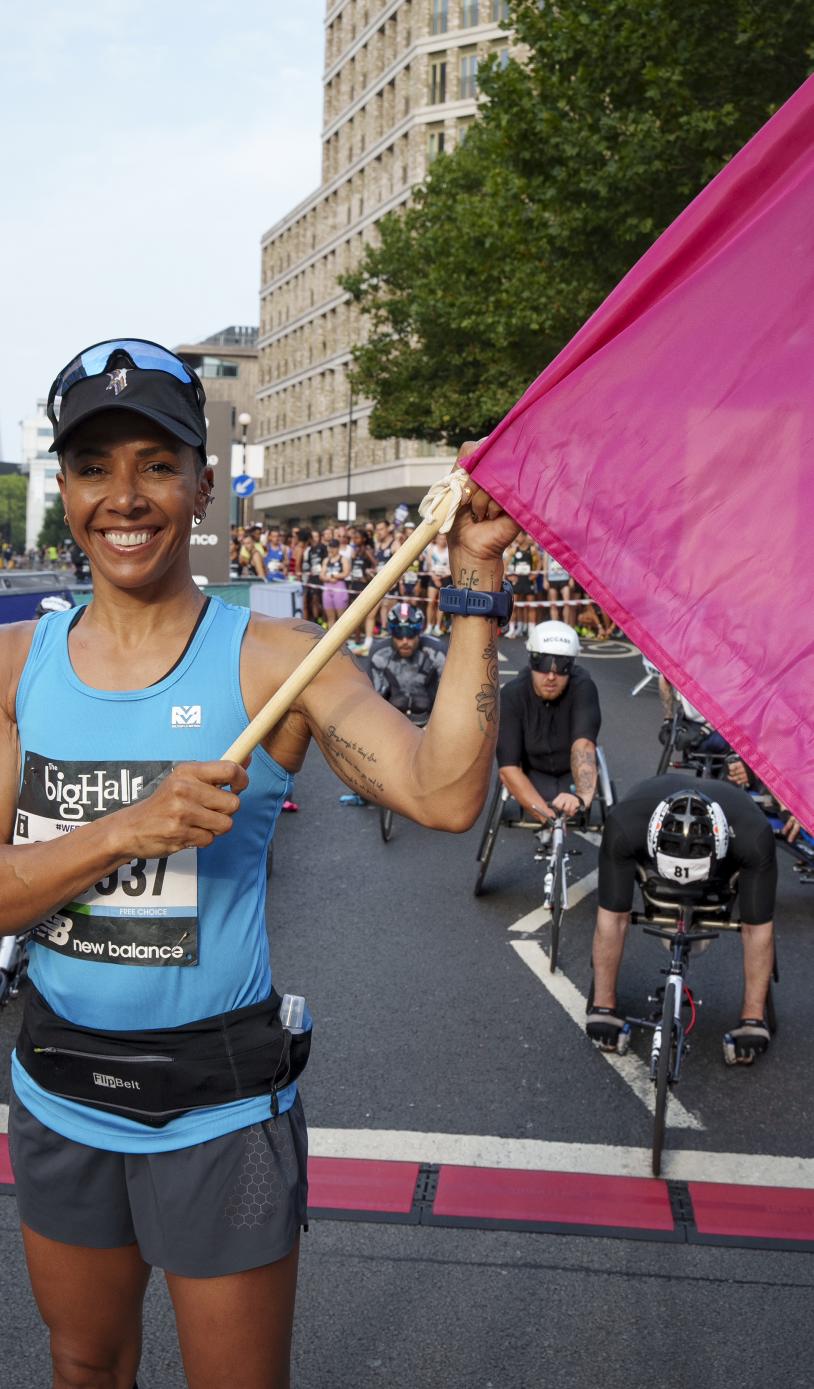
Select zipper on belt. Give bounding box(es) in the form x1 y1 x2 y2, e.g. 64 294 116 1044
33 1046 173 1063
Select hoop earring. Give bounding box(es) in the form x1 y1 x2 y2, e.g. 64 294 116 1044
193 491 213 526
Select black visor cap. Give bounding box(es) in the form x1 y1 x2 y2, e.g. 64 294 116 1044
49 370 207 456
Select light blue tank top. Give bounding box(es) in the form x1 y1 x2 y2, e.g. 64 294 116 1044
11 598 297 1152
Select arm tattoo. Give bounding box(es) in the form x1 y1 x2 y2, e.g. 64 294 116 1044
571 742 597 803
475 634 499 732
292 621 354 663
321 723 385 799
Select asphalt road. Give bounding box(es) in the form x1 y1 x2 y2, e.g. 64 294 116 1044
2 634 814 1387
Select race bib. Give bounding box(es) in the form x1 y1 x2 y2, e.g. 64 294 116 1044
14 753 198 967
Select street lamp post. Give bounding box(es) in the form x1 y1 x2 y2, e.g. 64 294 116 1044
238 411 252 528
344 388 353 523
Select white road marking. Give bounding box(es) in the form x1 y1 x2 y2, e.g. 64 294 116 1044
0 1106 807 1188
307 1127 814 1188
512 938 703 1131
508 869 599 933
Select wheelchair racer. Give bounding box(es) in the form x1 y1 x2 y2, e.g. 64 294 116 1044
496 621 600 824
369 601 446 720
588 776 777 1062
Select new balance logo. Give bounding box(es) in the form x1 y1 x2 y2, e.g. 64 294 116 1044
171 705 202 728
92 1072 141 1091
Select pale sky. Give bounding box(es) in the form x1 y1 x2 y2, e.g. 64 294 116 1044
0 0 326 455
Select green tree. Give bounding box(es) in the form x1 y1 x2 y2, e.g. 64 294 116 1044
343 0 814 445
38 496 69 552
0 474 29 553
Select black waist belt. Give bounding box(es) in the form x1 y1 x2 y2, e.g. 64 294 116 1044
16 985 311 1128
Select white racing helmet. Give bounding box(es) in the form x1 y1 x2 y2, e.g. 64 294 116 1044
526 621 580 658
646 789 730 884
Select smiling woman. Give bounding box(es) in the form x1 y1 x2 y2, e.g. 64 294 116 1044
0 337 519 1389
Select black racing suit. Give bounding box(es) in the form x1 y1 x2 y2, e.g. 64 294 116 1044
598 774 777 924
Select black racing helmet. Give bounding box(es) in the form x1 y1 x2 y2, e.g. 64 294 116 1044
387 602 424 637
646 789 730 883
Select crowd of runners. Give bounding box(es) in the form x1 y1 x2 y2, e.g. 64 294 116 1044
231 520 616 650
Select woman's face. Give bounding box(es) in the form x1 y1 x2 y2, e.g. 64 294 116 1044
58 410 210 593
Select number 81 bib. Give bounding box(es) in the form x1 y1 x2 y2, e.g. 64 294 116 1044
13 752 198 968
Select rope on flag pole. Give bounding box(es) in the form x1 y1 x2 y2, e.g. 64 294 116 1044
221 468 474 764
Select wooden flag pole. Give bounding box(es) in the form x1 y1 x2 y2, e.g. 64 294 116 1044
221 470 473 763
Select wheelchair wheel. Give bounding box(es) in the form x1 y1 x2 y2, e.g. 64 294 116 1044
766 979 777 1036
380 806 394 843
548 845 565 973
474 785 503 896
652 981 677 1177
656 738 674 776
475 782 503 860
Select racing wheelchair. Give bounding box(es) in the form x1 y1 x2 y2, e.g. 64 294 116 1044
656 695 732 779
473 748 616 970
609 868 778 1177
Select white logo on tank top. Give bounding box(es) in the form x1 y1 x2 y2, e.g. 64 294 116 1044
171 705 202 728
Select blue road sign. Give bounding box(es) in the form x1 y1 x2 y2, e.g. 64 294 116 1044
232 474 256 497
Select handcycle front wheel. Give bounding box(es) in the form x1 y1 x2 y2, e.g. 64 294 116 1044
652 980 678 1177
548 845 565 973
380 806 394 843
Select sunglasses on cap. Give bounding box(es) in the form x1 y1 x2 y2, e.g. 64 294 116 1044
48 338 203 423
529 653 574 675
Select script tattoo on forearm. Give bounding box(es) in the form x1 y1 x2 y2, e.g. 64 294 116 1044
572 742 597 804
322 723 385 799
475 636 499 732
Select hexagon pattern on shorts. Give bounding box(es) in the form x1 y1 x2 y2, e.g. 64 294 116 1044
223 1120 295 1230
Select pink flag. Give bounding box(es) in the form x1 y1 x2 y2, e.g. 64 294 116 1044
465 75 814 830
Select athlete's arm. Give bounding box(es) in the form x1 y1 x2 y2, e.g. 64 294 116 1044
499 766 555 824
246 462 519 830
555 737 596 816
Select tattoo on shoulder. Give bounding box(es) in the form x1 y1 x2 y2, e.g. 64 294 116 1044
475 636 499 730
293 621 324 644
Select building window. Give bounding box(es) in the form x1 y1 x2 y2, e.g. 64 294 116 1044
427 128 446 162
431 0 448 34
459 54 478 99
429 60 447 104
490 0 510 18
462 0 479 25
198 356 239 379
498 46 510 69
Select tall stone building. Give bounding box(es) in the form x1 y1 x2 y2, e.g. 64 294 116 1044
255 0 512 526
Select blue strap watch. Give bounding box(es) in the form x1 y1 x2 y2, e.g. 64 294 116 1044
439 580 514 622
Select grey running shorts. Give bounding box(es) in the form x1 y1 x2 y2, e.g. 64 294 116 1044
8 1089 308 1278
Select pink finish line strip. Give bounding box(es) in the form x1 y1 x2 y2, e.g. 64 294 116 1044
307 1156 420 1214
5 1137 814 1244
433 1165 675 1232
689 1182 814 1241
